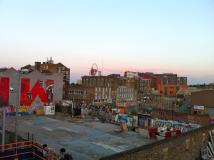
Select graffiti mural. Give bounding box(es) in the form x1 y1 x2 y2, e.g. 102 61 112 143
45 79 54 103
0 77 9 106
0 77 54 108
20 78 54 106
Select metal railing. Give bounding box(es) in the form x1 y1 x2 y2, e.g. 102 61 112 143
0 141 58 160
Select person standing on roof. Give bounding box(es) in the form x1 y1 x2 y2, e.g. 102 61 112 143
59 148 73 160
42 144 49 158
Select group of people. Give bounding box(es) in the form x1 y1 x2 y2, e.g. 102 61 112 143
42 144 73 160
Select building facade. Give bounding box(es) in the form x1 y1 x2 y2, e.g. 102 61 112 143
68 84 87 106
0 68 63 112
82 75 121 105
82 74 143 106
21 58 70 99
124 71 139 78
139 72 188 97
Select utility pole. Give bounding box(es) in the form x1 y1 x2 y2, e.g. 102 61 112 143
15 73 20 155
2 106 6 147
71 100 74 117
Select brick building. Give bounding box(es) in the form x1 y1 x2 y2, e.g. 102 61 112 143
190 90 214 120
21 57 70 99
81 74 144 106
139 72 188 97
82 74 121 105
68 83 88 106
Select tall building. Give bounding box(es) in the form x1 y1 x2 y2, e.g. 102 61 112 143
21 57 70 99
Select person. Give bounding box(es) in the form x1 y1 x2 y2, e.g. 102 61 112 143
59 148 73 160
42 144 49 158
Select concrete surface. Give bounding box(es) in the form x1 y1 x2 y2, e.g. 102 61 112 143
1 115 156 160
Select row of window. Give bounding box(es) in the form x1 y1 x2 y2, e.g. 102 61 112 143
95 94 111 100
95 87 111 92
117 94 134 99
69 90 84 94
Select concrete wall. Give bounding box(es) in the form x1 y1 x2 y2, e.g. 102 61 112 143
100 125 214 160
20 70 63 102
0 68 20 106
151 108 210 126
0 68 63 108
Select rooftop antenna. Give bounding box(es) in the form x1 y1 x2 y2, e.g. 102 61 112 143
101 58 103 76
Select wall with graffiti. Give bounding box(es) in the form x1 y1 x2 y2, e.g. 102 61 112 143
0 77 9 106
0 69 63 114
20 78 54 106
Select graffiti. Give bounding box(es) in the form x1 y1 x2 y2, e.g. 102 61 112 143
20 78 54 106
45 79 54 103
138 114 151 128
19 106 29 112
0 77 54 108
115 114 129 123
155 119 200 133
0 77 9 106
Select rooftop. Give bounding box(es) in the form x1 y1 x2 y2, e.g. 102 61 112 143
3 115 156 160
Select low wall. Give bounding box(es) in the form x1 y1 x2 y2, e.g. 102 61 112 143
151 108 209 125
100 124 214 160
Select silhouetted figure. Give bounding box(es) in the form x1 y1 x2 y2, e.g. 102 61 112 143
59 148 73 160
42 144 48 158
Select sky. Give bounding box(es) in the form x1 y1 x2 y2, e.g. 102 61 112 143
0 0 214 84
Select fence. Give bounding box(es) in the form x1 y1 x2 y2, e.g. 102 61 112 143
0 140 58 160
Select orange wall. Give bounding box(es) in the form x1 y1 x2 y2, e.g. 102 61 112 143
157 84 187 97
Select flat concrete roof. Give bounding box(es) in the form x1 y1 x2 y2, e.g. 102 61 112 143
3 115 156 160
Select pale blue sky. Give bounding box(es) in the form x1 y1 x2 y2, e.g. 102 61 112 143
0 0 214 84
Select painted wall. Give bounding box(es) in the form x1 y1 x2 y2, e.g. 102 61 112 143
0 77 9 106
0 69 63 111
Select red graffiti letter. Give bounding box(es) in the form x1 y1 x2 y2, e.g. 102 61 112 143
0 77 9 106
20 78 49 106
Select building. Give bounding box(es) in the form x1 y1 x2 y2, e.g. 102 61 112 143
139 72 188 97
116 86 136 101
142 79 152 96
82 75 121 105
21 57 70 99
190 90 214 119
0 68 19 107
191 90 214 108
68 83 87 106
124 71 139 78
81 74 145 106
0 68 63 112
